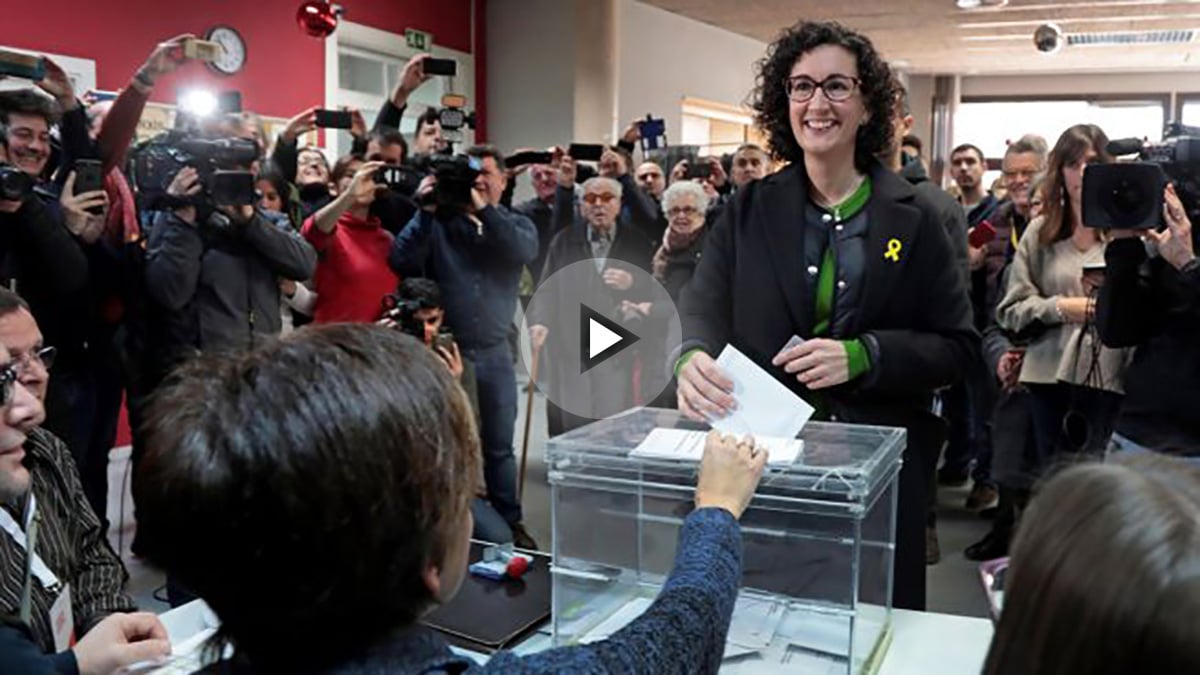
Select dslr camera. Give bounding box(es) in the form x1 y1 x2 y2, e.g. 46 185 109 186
1083 122 1200 230
130 131 260 210
0 164 34 202
380 293 454 350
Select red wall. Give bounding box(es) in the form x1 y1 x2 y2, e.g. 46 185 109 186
1 0 483 448
0 0 480 122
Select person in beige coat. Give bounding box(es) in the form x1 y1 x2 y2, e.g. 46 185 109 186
997 124 1128 472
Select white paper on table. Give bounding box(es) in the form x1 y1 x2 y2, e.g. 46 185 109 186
712 344 815 440
727 595 788 649
579 597 653 643
631 428 804 466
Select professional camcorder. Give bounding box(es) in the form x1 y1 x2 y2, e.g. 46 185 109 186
130 132 260 209
1083 122 1200 229
409 152 482 215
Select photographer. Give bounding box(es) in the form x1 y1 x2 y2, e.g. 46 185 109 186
143 164 317 386
270 106 369 220
388 277 514 544
302 160 399 323
1097 184 1200 457
389 144 538 549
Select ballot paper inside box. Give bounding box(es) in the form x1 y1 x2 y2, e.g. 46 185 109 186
546 407 905 675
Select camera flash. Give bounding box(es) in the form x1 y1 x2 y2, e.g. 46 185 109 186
180 89 218 118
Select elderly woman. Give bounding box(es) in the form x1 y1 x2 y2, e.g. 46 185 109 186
528 162 655 435
676 20 977 610
653 180 711 300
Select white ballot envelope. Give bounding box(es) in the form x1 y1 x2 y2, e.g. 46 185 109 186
711 343 815 440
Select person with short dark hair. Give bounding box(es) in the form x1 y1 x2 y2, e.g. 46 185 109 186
412 108 446 156
365 128 407 166
984 456 1200 674
677 20 977 611
392 277 511 544
136 324 767 674
390 144 538 547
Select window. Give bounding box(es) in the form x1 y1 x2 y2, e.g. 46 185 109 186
329 46 450 157
955 99 1165 188
679 98 766 157
1180 98 1200 127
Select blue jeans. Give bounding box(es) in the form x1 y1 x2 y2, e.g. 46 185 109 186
471 497 514 544
464 343 522 525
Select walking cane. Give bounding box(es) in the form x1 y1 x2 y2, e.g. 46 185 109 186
518 342 541 501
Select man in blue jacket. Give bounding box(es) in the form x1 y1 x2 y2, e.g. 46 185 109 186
390 144 539 548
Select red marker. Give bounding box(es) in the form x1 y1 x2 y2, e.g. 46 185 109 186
505 556 530 579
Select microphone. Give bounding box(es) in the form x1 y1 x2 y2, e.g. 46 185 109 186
1106 137 1145 157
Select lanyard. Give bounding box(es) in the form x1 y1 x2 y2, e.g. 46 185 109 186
0 494 61 592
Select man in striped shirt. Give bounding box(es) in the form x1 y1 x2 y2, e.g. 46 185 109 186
0 289 135 652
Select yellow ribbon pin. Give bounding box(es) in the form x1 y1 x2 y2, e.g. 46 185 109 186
884 238 902 262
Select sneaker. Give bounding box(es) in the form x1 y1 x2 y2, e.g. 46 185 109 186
965 483 999 511
926 525 941 565
964 529 1009 562
511 523 540 551
937 467 970 488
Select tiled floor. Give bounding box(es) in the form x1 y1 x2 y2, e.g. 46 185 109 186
106 376 991 619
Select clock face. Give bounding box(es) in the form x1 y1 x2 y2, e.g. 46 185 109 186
206 26 247 75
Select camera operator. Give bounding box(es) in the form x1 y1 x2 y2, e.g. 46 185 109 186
1097 184 1200 457
389 144 538 549
302 160 400 323
143 162 317 387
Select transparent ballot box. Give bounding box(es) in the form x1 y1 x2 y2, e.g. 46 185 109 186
546 408 905 674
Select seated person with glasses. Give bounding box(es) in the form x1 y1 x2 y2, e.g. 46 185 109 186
135 325 767 673
0 288 138 654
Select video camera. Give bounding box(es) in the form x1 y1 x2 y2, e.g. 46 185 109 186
409 152 482 215
1083 122 1200 229
130 131 260 209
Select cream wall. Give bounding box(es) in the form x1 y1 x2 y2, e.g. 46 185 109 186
614 0 765 146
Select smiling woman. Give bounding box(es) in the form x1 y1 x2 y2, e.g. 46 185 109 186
677 20 978 612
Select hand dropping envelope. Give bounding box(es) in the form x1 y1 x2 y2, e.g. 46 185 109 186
712 343 814 440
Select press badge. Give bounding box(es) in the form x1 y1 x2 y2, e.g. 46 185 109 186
49 583 75 652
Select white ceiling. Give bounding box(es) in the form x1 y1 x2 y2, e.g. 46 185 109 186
640 0 1200 75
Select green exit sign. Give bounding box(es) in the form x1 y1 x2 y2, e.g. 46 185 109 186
405 29 433 51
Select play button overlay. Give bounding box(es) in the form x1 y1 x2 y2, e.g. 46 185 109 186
521 259 682 426
581 304 640 373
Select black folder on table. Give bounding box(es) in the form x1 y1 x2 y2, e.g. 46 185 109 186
422 541 553 653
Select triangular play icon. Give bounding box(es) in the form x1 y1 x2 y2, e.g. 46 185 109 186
579 304 640 373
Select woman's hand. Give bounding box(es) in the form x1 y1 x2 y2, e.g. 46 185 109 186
345 161 386 207
695 432 767 520
677 352 736 421
281 107 318 144
1056 296 1092 323
772 338 850 390
1149 183 1196 271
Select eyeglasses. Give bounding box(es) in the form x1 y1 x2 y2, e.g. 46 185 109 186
784 75 861 103
0 364 16 406
667 206 700 218
12 346 55 376
583 193 617 205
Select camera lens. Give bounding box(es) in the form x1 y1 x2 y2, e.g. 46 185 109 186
1111 177 1146 216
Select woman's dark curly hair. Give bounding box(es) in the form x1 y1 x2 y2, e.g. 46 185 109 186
750 21 898 173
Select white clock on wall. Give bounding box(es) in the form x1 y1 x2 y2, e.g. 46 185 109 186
205 26 247 75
